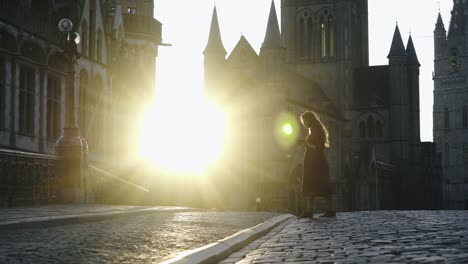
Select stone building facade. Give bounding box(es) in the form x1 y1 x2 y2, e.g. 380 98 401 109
204 0 442 211
433 1 468 210
0 0 161 205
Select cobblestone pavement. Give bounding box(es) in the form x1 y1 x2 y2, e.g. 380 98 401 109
222 211 468 263
0 211 279 263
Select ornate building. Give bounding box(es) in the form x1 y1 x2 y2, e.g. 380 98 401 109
433 1 468 210
204 0 442 211
0 0 161 206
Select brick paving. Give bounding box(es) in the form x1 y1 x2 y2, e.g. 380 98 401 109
0 211 279 263
222 211 468 263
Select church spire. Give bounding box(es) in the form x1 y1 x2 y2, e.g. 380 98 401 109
436 12 445 30
204 5 226 56
261 0 282 49
406 35 420 66
387 24 407 58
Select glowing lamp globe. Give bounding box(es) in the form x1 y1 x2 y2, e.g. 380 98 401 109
58 18 73 33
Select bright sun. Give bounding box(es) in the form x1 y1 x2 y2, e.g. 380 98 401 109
139 96 226 174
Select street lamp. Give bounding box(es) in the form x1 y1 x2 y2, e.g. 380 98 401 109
55 18 89 204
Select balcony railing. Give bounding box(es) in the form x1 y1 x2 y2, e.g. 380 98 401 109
123 14 162 43
0 148 59 207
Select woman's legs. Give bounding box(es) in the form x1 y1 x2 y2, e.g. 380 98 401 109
299 193 314 218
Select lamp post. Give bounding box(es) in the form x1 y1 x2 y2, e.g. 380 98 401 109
55 18 90 204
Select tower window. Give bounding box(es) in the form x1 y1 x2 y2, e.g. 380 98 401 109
81 21 88 56
463 105 467 128
329 16 335 57
298 12 313 59
445 143 450 166
320 17 327 57
444 107 450 129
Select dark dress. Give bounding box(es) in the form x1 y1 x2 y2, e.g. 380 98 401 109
302 124 332 198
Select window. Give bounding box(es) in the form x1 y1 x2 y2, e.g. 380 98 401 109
19 66 35 135
0 59 5 128
375 121 383 138
89 1 96 59
81 21 88 56
46 77 61 141
298 12 313 58
464 143 468 164
445 143 450 166
444 107 450 129
79 70 89 134
463 105 467 128
329 16 335 57
367 116 375 138
320 17 327 57
96 29 102 63
359 121 366 138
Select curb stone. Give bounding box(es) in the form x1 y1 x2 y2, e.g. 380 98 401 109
161 214 294 264
0 207 195 231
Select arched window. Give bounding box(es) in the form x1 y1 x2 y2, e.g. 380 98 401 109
359 121 366 138
463 105 467 128
96 29 102 63
81 21 88 56
320 16 327 57
328 16 335 57
298 17 305 57
375 121 383 138
444 107 450 129
79 70 89 134
445 143 450 166
367 116 375 138
298 11 313 59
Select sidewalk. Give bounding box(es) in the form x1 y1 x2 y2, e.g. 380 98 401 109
0 204 193 230
217 211 468 263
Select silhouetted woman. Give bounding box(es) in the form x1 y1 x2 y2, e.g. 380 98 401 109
299 111 335 218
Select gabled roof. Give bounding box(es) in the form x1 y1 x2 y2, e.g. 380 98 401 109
387 24 407 58
227 35 258 62
204 6 226 56
261 0 283 50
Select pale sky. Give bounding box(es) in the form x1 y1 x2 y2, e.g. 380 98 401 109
154 0 453 142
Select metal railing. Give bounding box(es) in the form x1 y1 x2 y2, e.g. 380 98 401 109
0 148 58 207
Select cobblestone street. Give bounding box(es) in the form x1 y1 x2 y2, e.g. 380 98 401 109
0 211 279 263
223 211 468 263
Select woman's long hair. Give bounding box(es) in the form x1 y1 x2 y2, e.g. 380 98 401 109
300 111 330 148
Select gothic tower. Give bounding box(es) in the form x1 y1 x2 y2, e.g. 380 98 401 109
281 0 368 108
433 1 468 209
204 6 227 100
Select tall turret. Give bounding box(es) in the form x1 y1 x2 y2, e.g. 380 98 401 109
204 6 227 98
406 35 421 162
434 13 447 59
260 0 284 80
388 24 409 163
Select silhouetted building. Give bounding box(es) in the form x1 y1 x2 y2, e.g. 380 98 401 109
204 0 442 211
433 2 468 209
0 0 162 206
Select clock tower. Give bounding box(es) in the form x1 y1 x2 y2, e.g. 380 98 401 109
433 2 468 210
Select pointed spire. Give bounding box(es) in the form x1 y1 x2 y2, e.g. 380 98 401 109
261 0 283 49
204 5 227 56
436 12 445 29
447 0 466 38
387 24 407 58
406 35 420 66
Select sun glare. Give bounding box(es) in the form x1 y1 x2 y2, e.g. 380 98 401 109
139 97 226 174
